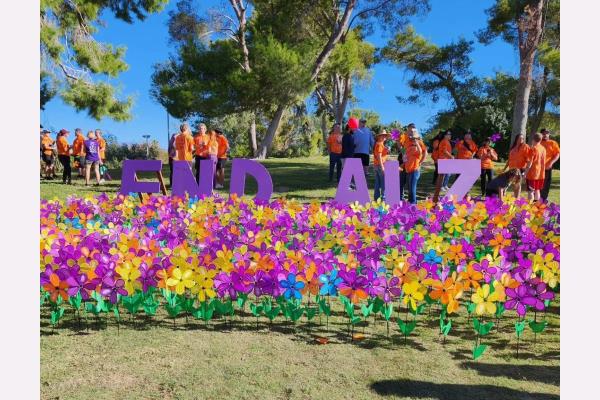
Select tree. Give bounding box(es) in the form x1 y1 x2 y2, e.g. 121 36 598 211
477 0 549 144
40 0 168 120
152 0 429 159
380 26 482 117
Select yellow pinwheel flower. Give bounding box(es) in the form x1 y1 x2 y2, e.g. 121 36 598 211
445 215 466 235
471 284 500 315
193 267 217 302
166 267 195 295
402 280 424 311
116 262 141 295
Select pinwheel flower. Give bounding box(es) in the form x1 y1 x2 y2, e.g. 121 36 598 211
504 284 535 317
43 273 69 303
100 277 127 304
402 280 424 311
471 284 500 315
280 273 305 300
338 269 368 304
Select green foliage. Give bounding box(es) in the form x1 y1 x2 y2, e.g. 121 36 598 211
103 134 163 168
347 108 381 129
40 0 168 119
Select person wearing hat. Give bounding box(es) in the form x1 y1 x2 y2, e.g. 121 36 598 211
327 123 343 182
215 128 229 189
404 128 427 204
432 130 454 203
373 129 391 201
539 128 560 201
352 118 374 177
40 129 55 180
397 123 415 199
56 129 72 184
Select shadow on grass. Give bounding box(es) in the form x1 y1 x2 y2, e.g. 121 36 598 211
370 379 559 400
459 362 559 385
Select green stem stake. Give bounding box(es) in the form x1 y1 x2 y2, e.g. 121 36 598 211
516 316 521 359
404 306 409 345
533 310 537 346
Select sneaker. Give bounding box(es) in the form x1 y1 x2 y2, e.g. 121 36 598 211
215 183 224 189
100 178 105 184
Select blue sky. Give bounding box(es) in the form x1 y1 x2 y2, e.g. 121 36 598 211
41 0 518 148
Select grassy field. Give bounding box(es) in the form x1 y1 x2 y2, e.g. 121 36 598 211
40 156 560 204
40 156 560 399
41 298 560 400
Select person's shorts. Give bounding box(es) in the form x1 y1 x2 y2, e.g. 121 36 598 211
42 154 54 165
354 153 370 166
527 179 544 191
216 158 227 169
85 160 100 168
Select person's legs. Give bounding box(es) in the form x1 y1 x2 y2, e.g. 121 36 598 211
59 155 71 183
399 170 407 199
541 168 552 201
218 159 226 186
85 162 91 185
94 162 101 184
433 174 444 203
432 161 438 185
374 167 382 201
334 154 342 182
328 153 335 182
194 156 201 183
442 173 450 189
480 169 486 195
409 169 420 204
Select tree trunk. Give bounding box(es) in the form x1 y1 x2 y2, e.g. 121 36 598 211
255 105 286 159
511 51 536 145
321 112 329 148
529 67 549 138
336 75 351 124
249 114 257 156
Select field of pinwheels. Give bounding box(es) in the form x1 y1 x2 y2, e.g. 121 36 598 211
40 193 559 399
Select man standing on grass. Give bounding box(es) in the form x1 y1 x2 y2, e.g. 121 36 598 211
397 123 415 200
352 118 374 177
539 128 560 201
194 123 209 183
215 129 229 189
72 128 86 178
40 129 55 180
327 123 343 182
175 123 194 168
525 132 547 203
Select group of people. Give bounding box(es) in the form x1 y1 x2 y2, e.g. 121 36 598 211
40 128 110 186
167 123 230 189
327 118 560 204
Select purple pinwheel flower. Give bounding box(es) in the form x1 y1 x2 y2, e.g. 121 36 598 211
526 280 555 311
138 265 158 292
214 272 238 300
66 273 96 300
473 259 498 283
100 277 127 304
232 267 253 294
504 284 536 317
380 276 402 303
280 273 305 300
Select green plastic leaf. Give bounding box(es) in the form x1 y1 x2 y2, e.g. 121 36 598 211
382 303 393 321
265 306 280 321
351 316 362 325
515 320 526 338
165 303 182 318
528 320 548 333
237 293 248 308
495 303 505 317
397 319 417 336
410 303 425 316
69 292 82 310
361 303 374 318
305 307 317 321
371 297 384 314
318 299 331 316
467 302 476 314
250 303 263 317
50 307 65 326
290 307 304 322
441 319 452 336
473 344 488 360
473 318 494 336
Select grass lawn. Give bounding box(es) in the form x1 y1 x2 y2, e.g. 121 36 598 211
40 156 560 399
41 298 559 400
40 156 560 204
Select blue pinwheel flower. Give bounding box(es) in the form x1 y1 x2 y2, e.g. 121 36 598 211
424 249 442 265
280 273 305 300
319 269 342 296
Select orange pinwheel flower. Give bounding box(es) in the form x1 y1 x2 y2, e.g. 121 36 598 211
446 243 466 265
459 263 484 290
428 273 464 313
43 273 69 302
299 262 320 296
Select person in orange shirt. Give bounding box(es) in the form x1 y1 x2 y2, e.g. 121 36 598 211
539 128 560 201
56 129 72 184
95 129 106 162
432 130 454 202
175 123 194 166
525 132 547 202
167 130 180 188
503 133 530 198
327 123 343 182
207 130 219 189
72 128 86 177
397 123 415 199
40 129 55 180
476 137 498 196
405 128 427 204
373 130 391 201
194 123 210 183
215 129 230 189
430 130 444 185
456 131 478 160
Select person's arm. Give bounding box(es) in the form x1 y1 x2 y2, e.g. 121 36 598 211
498 188 504 202
443 144 453 159
548 145 560 169
491 149 498 161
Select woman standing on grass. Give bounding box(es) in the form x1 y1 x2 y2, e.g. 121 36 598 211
476 137 498 196
504 134 530 198
327 123 343 182
404 128 427 204
373 130 391 201
56 129 72 185
430 131 444 184
84 131 101 186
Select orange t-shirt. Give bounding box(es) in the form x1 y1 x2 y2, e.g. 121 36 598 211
57 136 70 156
175 133 194 161
373 142 389 166
97 137 106 160
526 143 547 180
431 139 440 161
217 135 229 159
476 145 498 169
437 138 453 159
404 141 425 173
541 139 560 167
456 139 478 159
72 134 85 156
41 135 54 156
508 143 531 169
207 135 219 157
327 133 342 154
194 134 209 157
